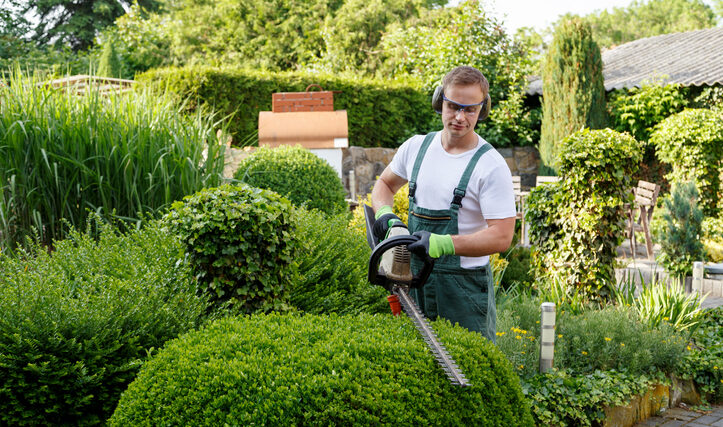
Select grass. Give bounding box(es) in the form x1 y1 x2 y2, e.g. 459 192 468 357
0 71 225 251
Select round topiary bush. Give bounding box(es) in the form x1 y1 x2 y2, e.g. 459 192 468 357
109 313 534 426
234 145 348 215
163 184 296 314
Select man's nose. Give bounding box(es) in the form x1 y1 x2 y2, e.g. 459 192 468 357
454 109 465 119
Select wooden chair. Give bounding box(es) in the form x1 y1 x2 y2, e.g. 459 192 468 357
627 180 661 260
512 176 530 245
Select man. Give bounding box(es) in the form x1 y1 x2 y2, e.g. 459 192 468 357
370 66 516 342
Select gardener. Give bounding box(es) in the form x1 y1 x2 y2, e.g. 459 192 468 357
371 65 516 342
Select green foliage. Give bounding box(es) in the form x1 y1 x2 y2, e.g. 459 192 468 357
97 37 123 78
163 184 297 314
577 0 717 49
501 245 534 289
656 181 706 278
0 72 224 252
496 297 543 378
234 146 347 215
21 0 161 51
651 108 723 217
539 18 607 171
349 184 410 237
554 307 687 375
608 79 689 142
0 218 206 425
289 207 387 315
526 129 643 302
137 66 437 148
523 369 664 427
110 313 534 426
678 307 723 402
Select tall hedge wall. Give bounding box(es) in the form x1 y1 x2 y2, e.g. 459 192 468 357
137 66 439 148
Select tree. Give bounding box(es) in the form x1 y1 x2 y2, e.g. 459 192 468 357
539 18 607 172
22 0 161 51
565 0 716 48
97 37 122 77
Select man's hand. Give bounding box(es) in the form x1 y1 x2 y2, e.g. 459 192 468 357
408 231 455 260
372 206 403 242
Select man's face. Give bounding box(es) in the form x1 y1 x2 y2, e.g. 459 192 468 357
442 84 485 140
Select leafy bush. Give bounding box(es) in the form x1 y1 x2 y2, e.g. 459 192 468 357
526 129 643 302
651 108 723 217
110 313 534 426
539 17 607 171
0 71 224 252
0 218 206 426
656 181 706 278
501 245 534 289
234 145 347 215
608 79 688 142
703 216 723 262
163 184 296 314
523 369 663 427
554 307 686 376
497 297 543 378
137 66 437 148
289 207 387 315
678 307 723 402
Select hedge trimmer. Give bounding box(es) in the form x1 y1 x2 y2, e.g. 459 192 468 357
363 204 471 387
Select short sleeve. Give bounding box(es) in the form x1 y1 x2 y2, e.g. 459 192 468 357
478 163 516 220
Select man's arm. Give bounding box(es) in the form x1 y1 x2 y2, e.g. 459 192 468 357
451 217 516 257
371 165 408 213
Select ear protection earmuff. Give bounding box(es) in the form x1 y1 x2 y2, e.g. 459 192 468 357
432 85 491 122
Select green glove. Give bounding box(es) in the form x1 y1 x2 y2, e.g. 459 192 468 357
408 231 455 259
373 205 403 241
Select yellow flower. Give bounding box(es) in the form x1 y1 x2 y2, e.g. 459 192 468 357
714 366 718 370
558 334 563 338
604 337 612 342
496 332 506 336
536 321 540 324
663 317 669 321
620 343 625 347
521 351 526 354
582 351 588 355
687 345 692 351
518 365 524 370
515 335 522 340
528 336 535 341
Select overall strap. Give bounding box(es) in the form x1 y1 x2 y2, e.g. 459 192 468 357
451 142 493 209
408 132 437 201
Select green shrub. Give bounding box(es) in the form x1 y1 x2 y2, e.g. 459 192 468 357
656 181 706 278
0 71 224 252
290 207 387 315
526 129 643 302
679 307 723 402
501 245 534 289
234 146 347 215
523 369 663 427
555 307 686 376
497 296 543 378
651 108 723 217
163 184 296 314
539 17 607 171
110 313 534 426
0 218 206 426
137 66 437 148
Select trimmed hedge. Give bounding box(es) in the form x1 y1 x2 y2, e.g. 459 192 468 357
651 108 723 217
526 128 643 301
0 219 206 426
110 313 534 426
163 184 296 314
234 145 347 215
137 66 438 148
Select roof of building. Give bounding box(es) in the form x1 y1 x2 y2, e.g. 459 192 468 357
526 26 723 95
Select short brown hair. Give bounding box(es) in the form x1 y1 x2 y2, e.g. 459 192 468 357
442 66 489 95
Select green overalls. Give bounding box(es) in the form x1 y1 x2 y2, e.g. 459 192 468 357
408 132 497 343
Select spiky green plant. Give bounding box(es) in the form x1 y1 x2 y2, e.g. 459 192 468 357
0 71 225 252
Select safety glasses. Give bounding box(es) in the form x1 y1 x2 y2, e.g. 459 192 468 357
442 95 485 116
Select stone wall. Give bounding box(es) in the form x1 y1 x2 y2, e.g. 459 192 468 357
342 145 541 198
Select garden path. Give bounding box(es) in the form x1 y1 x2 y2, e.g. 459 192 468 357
634 405 723 426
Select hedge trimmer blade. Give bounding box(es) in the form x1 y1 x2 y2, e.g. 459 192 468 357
394 285 471 387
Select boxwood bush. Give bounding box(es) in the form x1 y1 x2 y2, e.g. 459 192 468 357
0 218 206 426
163 184 296 314
290 207 388 315
651 108 723 217
137 66 438 148
109 313 534 426
234 146 347 215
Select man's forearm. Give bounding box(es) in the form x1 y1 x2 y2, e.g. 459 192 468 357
371 179 395 212
450 217 516 257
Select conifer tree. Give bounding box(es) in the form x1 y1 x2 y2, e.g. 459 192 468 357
539 18 607 172
98 40 123 78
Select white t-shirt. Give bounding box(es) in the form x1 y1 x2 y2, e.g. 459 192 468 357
389 132 516 268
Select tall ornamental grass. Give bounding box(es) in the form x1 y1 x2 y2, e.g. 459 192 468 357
0 72 225 251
